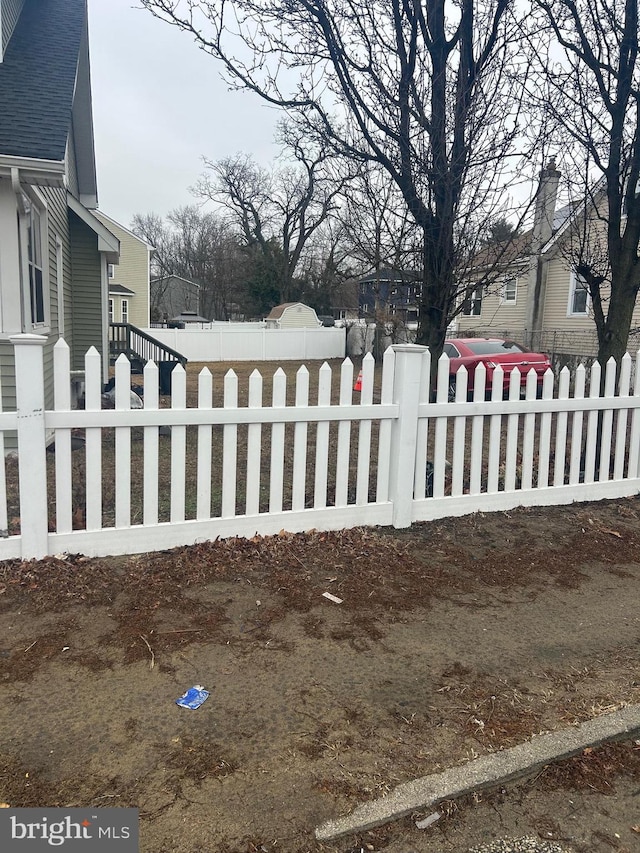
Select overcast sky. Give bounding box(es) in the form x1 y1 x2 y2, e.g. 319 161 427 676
88 0 282 228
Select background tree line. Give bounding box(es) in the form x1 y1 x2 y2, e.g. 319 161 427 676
137 0 639 373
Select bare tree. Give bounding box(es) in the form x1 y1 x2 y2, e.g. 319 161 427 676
337 163 422 355
194 128 350 307
140 0 532 367
534 0 640 367
132 206 247 320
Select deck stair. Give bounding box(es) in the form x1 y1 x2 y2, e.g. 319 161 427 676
109 323 187 392
109 323 186 369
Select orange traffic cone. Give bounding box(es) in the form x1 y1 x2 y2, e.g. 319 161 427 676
354 370 363 392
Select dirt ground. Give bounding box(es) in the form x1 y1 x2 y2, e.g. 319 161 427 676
1 497 639 852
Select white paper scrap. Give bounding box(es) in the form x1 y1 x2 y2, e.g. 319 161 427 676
415 811 441 830
322 591 343 604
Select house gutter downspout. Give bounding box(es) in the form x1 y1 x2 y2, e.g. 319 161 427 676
524 160 560 349
11 166 26 213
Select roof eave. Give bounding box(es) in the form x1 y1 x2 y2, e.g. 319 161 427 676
70 12 98 206
68 192 120 263
0 155 66 187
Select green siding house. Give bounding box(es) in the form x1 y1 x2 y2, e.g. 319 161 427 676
0 0 119 422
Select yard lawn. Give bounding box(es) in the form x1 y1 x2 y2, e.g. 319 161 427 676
1 497 639 852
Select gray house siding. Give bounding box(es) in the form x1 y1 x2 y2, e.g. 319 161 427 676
69 210 103 371
0 343 16 412
40 186 71 406
1 0 25 54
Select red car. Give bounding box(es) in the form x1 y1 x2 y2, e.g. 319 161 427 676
441 338 552 399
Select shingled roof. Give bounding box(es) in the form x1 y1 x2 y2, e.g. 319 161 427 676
0 0 86 161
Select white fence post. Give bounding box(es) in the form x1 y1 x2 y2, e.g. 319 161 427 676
388 344 428 527
11 333 48 559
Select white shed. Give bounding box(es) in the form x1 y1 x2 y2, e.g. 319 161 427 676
265 302 321 329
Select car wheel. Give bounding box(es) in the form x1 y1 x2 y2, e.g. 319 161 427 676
447 379 457 402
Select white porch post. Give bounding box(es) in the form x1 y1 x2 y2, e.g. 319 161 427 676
388 344 428 528
11 333 49 559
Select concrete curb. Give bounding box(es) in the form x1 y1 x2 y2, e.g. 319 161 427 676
315 703 640 842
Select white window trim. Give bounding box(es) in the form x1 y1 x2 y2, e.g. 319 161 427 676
501 276 517 304
18 187 50 333
108 298 114 324
121 298 129 323
567 270 590 317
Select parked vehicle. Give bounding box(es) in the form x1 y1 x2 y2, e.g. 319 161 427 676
441 338 552 400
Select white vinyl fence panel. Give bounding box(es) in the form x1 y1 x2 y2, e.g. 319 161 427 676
0 335 639 561
143 325 345 362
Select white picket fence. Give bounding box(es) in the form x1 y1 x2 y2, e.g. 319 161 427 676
0 334 639 561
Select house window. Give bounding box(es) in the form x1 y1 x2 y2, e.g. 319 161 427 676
502 277 517 303
108 263 115 279
20 196 48 328
568 271 589 316
462 285 483 316
121 299 129 323
108 298 114 323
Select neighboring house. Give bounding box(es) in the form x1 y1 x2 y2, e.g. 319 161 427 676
265 302 321 329
0 0 119 420
455 161 639 357
93 211 153 329
150 275 201 323
358 268 421 324
330 278 360 322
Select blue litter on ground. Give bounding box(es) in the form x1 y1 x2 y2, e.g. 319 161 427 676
176 685 209 709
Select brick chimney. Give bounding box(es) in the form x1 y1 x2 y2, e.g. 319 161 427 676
525 160 561 346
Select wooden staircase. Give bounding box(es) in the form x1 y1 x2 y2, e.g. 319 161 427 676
109 323 187 392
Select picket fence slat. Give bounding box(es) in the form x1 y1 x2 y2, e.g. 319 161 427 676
356 353 374 505
583 361 600 484
269 368 286 513
314 362 332 509
451 366 467 497
613 354 631 480
569 365 586 485
553 368 570 487
487 365 504 493
53 339 72 534
504 368 521 492
335 359 353 507
222 369 238 519
170 365 187 523
143 360 160 526
628 353 640 478
4 336 640 562
245 369 262 516
413 349 431 500
469 363 486 496
84 347 103 530
520 370 537 491
537 370 554 489
292 366 309 512
115 354 132 528
432 354 450 498
597 358 616 482
376 347 395 503
197 368 213 520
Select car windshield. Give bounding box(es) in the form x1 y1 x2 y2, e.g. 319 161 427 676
464 340 526 356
